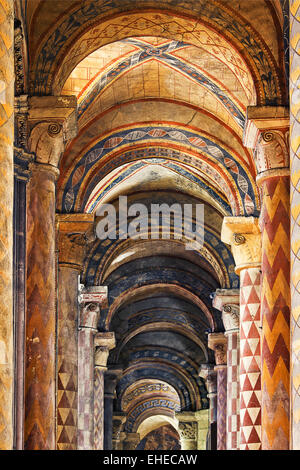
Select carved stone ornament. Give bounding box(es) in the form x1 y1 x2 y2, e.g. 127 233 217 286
95 346 110 369
178 422 197 440
222 304 240 332
256 129 289 173
79 302 100 330
208 333 227 366
221 216 261 274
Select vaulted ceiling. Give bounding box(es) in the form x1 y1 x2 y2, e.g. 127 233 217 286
17 0 287 428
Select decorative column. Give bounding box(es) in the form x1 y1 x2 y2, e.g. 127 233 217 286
222 217 262 450
199 365 217 450
56 214 94 450
290 1 300 449
176 411 209 450
13 94 34 449
244 106 290 450
13 145 33 450
104 367 123 450
0 0 14 450
24 96 77 449
213 290 240 450
94 333 116 450
208 333 228 450
77 286 107 450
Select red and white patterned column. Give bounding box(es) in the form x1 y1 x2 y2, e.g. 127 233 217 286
78 286 107 450
222 217 262 450
208 333 227 450
239 267 261 449
213 290 240 450
94 332 115 450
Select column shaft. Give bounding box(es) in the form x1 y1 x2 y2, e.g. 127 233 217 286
56 214 94 450
57 266 79 450
94 367 105 450
25 163 58 449
208 333 227 450
0 0 14 450
226 331 240 449
240 267 262 450
78 326 96 449
290 0 300 449
216 366 227 450
260 174 290 449
93 333 115 450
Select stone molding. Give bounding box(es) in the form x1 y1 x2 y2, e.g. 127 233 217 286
221 216 261 274
28 96 77 167
94 332 116 369
213 289 240 333
56 213 94 270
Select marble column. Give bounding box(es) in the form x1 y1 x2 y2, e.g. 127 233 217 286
244 107 290 450
222 217 262 450
199 365 217 450
56 214 94 450
213 290 240 450
290 0 300 449
77 286 107 450
94 333 116 450
104 368 123 450
24 96 77 449
0 0 14 450
208 333 227 450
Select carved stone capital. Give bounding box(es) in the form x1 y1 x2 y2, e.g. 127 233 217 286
198 365 217 395
243 106 289 174
221 216 261 274
28 96 77 167
79 285 108 329
94 332 116 369
56 213 94 271
222 305 240 334
212 289 240 333
79 302 100 330
208 333 227 366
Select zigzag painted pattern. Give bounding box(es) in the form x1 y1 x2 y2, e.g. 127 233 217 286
57 269 79 450
217 367 227 450
240 268 261 450
94 368 104 450
25 167 57 449
290 0 300 449
226 332 240 450
0 0 14 450
260 176 290 450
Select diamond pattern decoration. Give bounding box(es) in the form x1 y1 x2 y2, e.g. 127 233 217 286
240 268 262 450
227 332 240 450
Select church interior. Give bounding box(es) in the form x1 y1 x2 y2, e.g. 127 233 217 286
0 0 300 451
